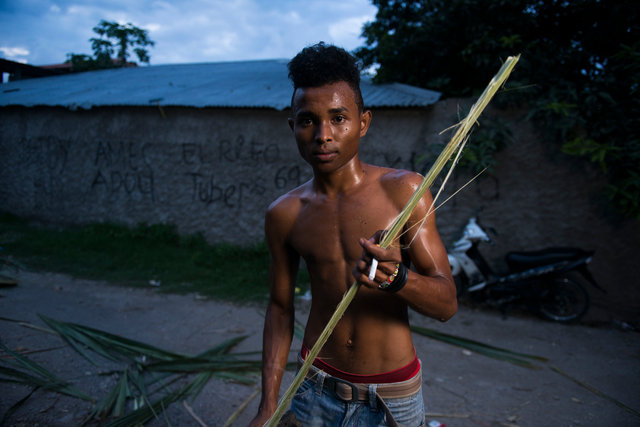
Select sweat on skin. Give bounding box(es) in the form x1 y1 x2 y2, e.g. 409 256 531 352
250 78 457 426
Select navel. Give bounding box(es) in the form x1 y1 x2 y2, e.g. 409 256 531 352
346 337 353 347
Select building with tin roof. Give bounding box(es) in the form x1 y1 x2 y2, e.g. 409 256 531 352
0 59 443 244
0 59 440 110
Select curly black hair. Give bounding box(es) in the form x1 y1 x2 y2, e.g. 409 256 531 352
288 42 364 112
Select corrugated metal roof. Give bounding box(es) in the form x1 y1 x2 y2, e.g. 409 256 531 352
0 59 440 111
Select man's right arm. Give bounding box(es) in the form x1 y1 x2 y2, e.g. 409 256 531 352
249 200 299 427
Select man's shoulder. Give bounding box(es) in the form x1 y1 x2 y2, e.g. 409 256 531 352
378 167 422 182
377 167 424 194
364 166 426 214
266 180 311 219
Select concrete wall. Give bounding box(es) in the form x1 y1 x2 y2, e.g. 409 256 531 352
0 106 436 243
1 101 638 324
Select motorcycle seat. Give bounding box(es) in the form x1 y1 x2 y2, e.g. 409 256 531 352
505 247 593 272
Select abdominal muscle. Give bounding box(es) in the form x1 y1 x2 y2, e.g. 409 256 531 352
302 283 415 375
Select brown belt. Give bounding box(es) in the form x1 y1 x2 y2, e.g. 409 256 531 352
297 354 422 403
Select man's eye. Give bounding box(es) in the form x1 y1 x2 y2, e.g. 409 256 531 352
333 115 345 123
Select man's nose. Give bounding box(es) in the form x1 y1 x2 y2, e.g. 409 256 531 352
315 121 332 143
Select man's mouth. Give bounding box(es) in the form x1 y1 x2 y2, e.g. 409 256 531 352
312 151 337 161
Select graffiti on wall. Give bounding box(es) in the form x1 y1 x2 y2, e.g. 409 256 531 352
18 136 70 210
185 172 265 208
90 140 155 200
84 137 311 210
15 135 435 213
181 140 307 209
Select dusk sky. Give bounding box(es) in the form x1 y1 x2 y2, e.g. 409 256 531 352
1 0 378 66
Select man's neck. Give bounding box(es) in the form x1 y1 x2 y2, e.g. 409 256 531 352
312 157 367 197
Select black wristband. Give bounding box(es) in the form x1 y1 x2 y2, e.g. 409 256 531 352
380 263 408 293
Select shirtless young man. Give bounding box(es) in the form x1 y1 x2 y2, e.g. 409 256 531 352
249 43 457 427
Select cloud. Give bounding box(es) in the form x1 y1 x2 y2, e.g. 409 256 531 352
0 46 30 62
0 0 377 65
329 15 374 48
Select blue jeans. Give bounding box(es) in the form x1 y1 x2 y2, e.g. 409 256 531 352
289 373 425 426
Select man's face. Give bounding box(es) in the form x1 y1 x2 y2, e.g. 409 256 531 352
289 81 371 174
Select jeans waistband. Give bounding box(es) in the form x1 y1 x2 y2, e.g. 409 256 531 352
297 353 422 403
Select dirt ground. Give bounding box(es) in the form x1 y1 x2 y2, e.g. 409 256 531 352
1 271 639 427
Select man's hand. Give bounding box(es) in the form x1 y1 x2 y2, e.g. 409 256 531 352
352 230 404 289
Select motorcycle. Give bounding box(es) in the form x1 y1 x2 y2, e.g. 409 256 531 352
447 217 605 322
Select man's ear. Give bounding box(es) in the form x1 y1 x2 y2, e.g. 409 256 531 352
360 110 372 138
288 118 295 132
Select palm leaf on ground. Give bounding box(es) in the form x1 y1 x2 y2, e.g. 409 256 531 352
410 325 547 369
1 316 263 425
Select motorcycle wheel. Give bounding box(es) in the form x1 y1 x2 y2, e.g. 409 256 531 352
537 276 590 323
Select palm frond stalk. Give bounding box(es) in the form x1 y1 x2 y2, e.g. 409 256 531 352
266 55 521 427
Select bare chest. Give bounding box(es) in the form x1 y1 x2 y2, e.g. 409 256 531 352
289 190 399 266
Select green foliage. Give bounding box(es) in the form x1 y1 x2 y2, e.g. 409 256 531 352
457 109 513 173
0 217 270 302
66 20 155 71
357 0 640 218
91 20 155 65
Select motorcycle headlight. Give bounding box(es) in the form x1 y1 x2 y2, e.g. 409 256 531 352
448 254 461 276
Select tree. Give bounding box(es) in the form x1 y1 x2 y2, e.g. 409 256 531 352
91 20 154 65
67 20 155 71
356 0 640 218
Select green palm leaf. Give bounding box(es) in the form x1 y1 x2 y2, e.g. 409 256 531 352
0 342 93 401
103 372 213 427
410 325 547 369
39 315 185 363
196 335 248 357
0 387 36 426
84 369 131 422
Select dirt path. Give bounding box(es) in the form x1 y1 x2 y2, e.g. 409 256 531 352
1 271 639 426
